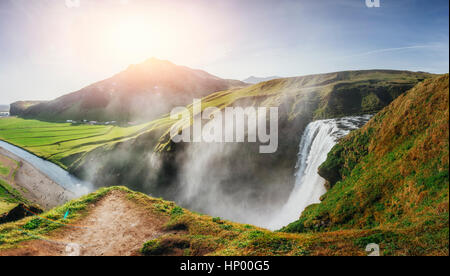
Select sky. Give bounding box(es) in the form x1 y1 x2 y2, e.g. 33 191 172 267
0 0 448 104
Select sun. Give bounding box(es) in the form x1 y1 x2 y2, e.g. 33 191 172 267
101 11 205 65
107 17 159 63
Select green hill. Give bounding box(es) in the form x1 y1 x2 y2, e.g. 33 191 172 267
282 74 449 255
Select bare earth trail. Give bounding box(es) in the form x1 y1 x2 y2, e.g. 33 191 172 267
0 190 168 256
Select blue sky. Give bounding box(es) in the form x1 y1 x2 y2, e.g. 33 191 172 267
0 0 448 104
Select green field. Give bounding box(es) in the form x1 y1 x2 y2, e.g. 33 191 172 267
0 117 176 169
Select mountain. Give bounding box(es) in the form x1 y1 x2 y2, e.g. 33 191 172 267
9 101 41 115
10 58 247 122
242 75 281 84
282 74 449 255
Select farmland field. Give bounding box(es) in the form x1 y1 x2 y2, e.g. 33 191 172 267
0 117 174 169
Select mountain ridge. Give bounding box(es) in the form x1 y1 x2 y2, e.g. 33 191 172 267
243 75 282 84
10 58 247 122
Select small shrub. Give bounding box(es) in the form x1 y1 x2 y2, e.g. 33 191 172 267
165 222 188 231
141 240 163 256
220 224 233 230
171 206 184 216
142 236 190 256
22 218 42 230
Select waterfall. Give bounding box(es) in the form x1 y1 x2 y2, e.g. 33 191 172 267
267 115 372 230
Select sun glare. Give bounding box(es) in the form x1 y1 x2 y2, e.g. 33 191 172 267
107 18 158 63
101 8 212 66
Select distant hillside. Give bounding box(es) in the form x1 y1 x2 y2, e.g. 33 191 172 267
9 101 41 115
243 75 281 84
10 58 247 122
282 74 449 254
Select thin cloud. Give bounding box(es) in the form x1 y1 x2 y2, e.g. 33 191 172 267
339 45 438 60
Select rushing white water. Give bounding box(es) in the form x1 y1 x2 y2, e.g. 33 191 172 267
267 115 372 230
0 140 91 196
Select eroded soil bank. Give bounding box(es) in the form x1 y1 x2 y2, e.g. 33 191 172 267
0 147 74 209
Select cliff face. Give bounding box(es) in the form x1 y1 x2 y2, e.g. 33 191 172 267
283 75 449 254
70 70 432 224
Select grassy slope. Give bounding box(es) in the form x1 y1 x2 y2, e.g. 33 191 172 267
0 186 446 255
0 186 114 249
0 179 20 214
282 75 449 255
0 157 27 215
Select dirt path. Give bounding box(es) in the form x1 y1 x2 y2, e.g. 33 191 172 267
0 147 74 209
0 190 168 256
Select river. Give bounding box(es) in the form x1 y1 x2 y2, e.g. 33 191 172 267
0 140 91 196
